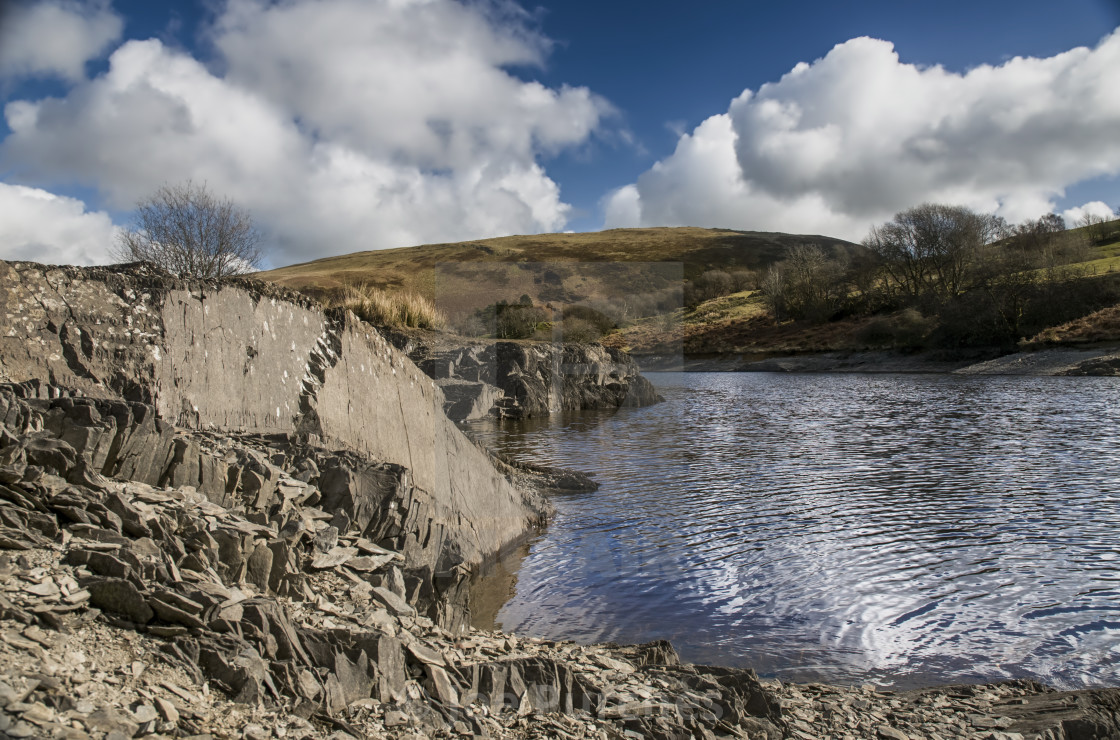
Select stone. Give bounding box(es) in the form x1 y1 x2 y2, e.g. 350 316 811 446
343 554 393 573
23 436 77 475
310 546 358 570
242 723 269 740
313 525 340 554
5 721 35 738
425 664 459 707
149 596 207 629
153 697 179 724
84 578 153 624
406 641 446 667
383 710 409 728
377 635 407 702
84 708 140 739
244 542 273 592
131 702 159 733
370 587 415 617
65 549 138 582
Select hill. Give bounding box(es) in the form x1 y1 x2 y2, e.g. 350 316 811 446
258 226 860 320
259 222 1120 365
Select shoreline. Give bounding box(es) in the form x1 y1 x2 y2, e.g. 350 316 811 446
632 343 1120 376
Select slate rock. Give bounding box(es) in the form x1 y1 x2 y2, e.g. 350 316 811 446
370 587 415 617
244 542 273 592
85 578 153 624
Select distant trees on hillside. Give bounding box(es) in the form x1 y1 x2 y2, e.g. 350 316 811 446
755 202 1120 348
863 204 999 306
760 244 848 322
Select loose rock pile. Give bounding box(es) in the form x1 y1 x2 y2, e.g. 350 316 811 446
2 379 1120 740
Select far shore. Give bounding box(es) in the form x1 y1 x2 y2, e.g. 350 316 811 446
632 342 1120 376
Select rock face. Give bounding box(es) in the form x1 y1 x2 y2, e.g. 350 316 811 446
0 258 555 631
386 330 663 421
0 261 550 586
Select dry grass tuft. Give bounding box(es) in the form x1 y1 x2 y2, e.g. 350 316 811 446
333 283 447 330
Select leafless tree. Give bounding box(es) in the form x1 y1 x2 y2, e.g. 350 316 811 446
760 243 848 321
863 203 990 305
1076 210 1115 245
112 181 262 279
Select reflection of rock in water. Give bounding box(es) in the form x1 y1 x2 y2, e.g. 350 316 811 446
469 538 535 631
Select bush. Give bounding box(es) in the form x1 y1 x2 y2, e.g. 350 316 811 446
562 305 616 336
496 304 549 339
561 317 603 343
334 284 447 330
685 270 736 306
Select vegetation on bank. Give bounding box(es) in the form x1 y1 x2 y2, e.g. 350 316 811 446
637 206 1120 355
328 282 447 330
259 213 1120 352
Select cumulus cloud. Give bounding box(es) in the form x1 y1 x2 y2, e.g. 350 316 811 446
0 183 118 265
0 0 123 81
606 29 1120 241
1062 200 1117 227
0 0 609 265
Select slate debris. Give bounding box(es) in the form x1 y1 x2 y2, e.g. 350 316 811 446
1 381 1119 739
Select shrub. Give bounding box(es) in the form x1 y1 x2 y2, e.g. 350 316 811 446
561 317 603 343
562 305 616 336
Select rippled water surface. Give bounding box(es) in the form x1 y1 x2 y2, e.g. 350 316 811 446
466 372 1120 689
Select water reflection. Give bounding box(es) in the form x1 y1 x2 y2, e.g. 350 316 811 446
465 372 1120 689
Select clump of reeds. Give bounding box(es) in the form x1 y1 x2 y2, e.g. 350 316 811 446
334 283 447 330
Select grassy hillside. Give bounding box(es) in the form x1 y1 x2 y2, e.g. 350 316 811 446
259 227 858 314
259 222 1120 357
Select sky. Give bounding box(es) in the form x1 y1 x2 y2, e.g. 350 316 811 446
1 0 1119 270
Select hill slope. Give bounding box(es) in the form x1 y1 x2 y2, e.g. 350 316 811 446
259 226 860 312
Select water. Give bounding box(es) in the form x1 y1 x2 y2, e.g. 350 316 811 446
465 372 1120 689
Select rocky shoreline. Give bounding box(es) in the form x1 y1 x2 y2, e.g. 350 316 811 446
3 382 1120 740
1 260 1119 739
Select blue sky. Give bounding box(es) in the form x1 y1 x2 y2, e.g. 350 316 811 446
1 0 1119 268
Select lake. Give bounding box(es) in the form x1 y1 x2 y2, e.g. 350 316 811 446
465 371 1120 689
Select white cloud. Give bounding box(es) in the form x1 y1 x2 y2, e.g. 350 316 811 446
607 29 1120 241
0 183 118 265
0 0 609 266
1062 200 1117 227
0 0 123 81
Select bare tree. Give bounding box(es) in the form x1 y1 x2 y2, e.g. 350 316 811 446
863 203 989 306
1077 210 1113 245
760 243 848 322
113 181 263 279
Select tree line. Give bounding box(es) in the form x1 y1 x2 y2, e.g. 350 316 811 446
682 204 1120 349
750 203 1120 348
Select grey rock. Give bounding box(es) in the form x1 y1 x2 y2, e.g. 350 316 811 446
84 708 140 739
310 546 357 570
84 578 153 624
149 596 206 630
370 586 416 617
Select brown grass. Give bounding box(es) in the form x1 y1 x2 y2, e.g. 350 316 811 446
331 283 447 330
257 227 857 315
1025 302 1120 345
